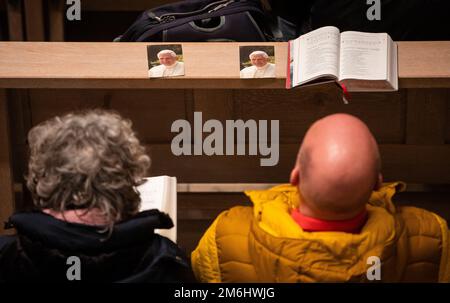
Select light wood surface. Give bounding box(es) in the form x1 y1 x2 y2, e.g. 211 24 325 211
0 42 449 88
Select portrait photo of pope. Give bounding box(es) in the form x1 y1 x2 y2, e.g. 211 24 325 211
239 46 276 79
148 44 185 78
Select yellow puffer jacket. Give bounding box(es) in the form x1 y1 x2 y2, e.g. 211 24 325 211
191 183 450 282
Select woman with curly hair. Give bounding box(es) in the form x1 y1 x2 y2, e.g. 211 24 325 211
0 110 195 282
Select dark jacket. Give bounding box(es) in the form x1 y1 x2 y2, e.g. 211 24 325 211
0 210 196 282
270 0 450 41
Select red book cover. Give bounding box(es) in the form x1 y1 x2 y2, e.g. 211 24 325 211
285 40 292 89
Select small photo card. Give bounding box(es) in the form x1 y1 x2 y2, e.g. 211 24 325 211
147 44 185 78
239 46 276 79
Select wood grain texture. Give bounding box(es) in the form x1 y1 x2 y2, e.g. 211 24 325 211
406 89 448 144
6 0 24 41
23 0 44 41
28 89 188 143
48 0 65 41
398 42 450 85
7 89 29 183
25 87 407 144
0 42 449 88
146 143 450 184
0 42 286 83
0 89 15 234
234 88 406 144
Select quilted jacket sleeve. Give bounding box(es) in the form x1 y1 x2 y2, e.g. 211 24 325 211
191 212 227 283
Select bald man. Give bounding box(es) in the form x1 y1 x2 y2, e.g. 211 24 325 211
192 114 450 283
290 114 382 224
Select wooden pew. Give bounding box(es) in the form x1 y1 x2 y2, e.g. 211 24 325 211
5 0 24 41
0 41 449 251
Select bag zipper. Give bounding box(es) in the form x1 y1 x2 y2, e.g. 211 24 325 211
147 0 236 24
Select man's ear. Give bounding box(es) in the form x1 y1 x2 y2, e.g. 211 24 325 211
290 165 300 186
374 173 383 190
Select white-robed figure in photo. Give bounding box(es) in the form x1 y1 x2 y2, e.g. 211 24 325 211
240 50 276 79
148 49 185 78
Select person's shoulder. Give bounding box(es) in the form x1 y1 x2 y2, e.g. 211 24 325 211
0 235 17 253
215 206 254 235
241 65 255 72
397 205 447 238
137 234 196 282
149 64 164 71
240 66 256 78
148 64 165 77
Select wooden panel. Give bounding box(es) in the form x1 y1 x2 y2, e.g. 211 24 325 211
28 89 188 143
48 0 65 41
406 89 448 144
6 0 24 41
147 143 450 184
235 88 406 144
1 42 450 89
0 78 286 89
193 90 234 122
178 193 250 221
83 0 179 11
7 89 30 183
0 42 287 87
446 97 450 144
29 89 106 124
394 192 450 223
399 42 450 86
381 145 450 184
23 0 44 41
0 89 15 234
108 89 188 143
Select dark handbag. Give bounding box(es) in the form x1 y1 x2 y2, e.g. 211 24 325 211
115 0 276 42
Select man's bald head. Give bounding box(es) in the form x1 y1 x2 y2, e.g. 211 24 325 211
290 114 382 220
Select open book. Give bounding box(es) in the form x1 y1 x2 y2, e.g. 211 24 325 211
136 176 177 243
287 26 398 92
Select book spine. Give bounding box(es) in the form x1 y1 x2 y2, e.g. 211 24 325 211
285 40 292 89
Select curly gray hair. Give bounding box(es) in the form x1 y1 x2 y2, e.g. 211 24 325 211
26 109 151 230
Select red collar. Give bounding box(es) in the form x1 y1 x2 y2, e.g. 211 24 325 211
291 208 368 234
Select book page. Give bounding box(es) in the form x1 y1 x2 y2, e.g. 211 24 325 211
295 26 340 86
136 176 177 243
137 176 166 211
159 177 177 243
339 31 388 81
388 38 398 91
